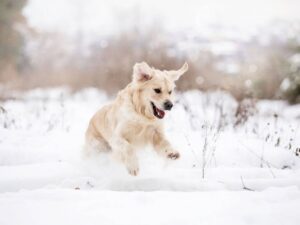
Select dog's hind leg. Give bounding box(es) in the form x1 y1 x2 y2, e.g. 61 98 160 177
84 132 111 157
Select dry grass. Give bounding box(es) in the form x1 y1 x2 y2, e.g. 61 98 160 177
0 27 296 101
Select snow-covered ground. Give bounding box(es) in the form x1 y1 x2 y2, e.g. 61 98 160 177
0 87 300 225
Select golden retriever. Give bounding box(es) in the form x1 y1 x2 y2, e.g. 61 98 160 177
85 62 188 175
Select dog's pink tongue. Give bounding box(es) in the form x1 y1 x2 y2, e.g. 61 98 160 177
157 108 165 118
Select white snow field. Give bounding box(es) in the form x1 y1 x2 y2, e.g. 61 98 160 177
0 88 300 225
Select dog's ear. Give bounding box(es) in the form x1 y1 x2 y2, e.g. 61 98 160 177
133 62 153 82
168 62 188 81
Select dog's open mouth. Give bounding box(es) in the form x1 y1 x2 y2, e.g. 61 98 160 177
151 102 165 119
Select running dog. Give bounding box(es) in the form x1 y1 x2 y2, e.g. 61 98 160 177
85 62 188 175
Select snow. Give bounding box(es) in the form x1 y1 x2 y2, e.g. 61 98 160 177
0 88 300 225
1 187 300 225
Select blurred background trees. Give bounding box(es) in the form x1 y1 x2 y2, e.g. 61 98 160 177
0 0 300 103
0 0 28 82
279 40 300 103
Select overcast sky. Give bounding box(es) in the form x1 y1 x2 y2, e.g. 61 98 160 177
24 0 300 37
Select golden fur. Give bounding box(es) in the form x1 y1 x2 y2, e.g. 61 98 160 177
85 62 188 175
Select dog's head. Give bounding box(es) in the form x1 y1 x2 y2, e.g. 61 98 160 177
131 62 188 120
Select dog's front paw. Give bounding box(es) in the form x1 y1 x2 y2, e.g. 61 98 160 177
127 166 139 176
167 151 180 160
126 161 139 176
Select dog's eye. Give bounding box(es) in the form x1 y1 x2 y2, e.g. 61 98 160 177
154 88 161 94
168 91 172 94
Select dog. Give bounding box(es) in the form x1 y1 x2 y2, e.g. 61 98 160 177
85 62 188 175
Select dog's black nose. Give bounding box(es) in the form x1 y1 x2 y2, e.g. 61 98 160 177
164 101 173 110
